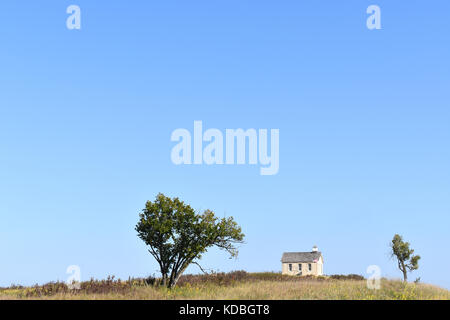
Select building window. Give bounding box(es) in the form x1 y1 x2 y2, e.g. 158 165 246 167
289 264 292 271
298 264 302 271
308 263 312 271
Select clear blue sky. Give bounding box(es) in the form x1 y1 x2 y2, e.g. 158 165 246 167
1 1 449 289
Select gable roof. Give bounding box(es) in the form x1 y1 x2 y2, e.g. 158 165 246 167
281 251 322 263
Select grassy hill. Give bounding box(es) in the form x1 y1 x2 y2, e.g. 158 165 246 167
1 271 449 300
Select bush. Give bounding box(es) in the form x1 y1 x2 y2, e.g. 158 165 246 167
329 274 365 281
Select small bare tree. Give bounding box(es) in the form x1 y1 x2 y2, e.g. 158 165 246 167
390 234 420 282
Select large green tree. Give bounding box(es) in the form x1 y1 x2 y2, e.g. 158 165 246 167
136 193 245 288
390 234 421 282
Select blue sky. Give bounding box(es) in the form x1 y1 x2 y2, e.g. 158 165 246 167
0 1 449 289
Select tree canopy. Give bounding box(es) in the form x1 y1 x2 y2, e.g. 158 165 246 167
136 193 245 288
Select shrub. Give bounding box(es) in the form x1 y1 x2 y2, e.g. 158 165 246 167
329 274 365 281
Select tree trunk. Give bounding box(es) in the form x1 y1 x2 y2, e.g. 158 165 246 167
168 270 182 288
167 262 190 288
400 261 407 282
160 266 169 287
170 272 183 288
160 274 167 287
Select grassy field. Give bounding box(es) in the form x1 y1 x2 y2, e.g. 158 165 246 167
1 272 449 300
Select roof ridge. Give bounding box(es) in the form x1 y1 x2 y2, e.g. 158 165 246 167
281 251 323 263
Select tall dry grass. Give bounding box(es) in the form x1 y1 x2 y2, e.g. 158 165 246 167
1 272 448 300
